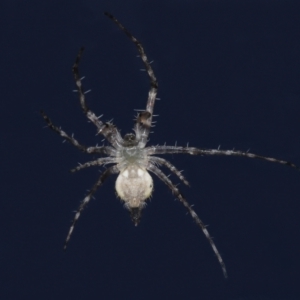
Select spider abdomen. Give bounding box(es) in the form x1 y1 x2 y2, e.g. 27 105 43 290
115 165 153 208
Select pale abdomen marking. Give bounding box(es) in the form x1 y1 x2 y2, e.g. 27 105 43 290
115 165 153 208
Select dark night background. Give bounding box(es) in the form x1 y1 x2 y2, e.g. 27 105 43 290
1 1 300 299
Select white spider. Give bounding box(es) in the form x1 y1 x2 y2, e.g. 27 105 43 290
41 12 299 278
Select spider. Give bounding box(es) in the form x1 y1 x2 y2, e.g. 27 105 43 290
41 12 299 278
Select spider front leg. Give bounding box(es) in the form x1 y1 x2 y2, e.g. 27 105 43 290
64 165 119 250
72 47 124 149
147 163 227 278
147 146 300 170
105 12 158 148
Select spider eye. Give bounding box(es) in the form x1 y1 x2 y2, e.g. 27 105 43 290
124 133 136 141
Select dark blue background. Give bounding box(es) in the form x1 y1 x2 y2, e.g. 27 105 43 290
1 1 300 299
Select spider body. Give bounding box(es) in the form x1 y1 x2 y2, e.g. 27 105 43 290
116 166 153 210
41 12 299 278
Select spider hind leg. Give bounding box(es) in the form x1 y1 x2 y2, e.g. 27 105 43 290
64 165 119 250
147 163 228 278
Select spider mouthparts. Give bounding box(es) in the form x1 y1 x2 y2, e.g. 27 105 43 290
130 207 142 226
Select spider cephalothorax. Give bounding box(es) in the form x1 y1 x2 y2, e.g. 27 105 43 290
41 12 299 278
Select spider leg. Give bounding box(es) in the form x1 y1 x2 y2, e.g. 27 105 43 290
86 146 117 156
41 110 94 153
149 156 190 186
104 12 158 148
146 146 300 170
70 157 118 173
41 110 113 155
72 47 124 149
64 165 119 250
147 163 227 278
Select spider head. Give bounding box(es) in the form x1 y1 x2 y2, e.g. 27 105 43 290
123 133 137 146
